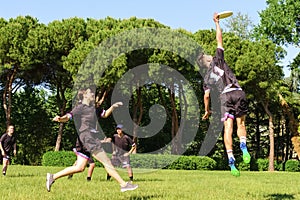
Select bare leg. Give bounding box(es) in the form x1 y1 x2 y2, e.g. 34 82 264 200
92 150 126 186
224 118 240 176
237 115 251 163
236 115 247 138
2 158 9 175
87 162 95 178
127 166 133 181
223 118 234 151
53 156 88 180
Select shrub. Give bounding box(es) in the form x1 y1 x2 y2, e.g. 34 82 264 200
42 151 104 167
285 160 300 172
42 151 216 170
42 151 76 167
256 158 269 171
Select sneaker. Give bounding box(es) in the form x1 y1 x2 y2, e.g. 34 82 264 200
87 177 91 181
121 182 138 192
243 151 251 164
230 166 240 177
240 142 251 164
228 157 240 177
2 172 6 176
46 173 55 192
68 174 73 180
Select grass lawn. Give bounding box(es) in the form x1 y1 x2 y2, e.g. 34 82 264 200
0 165 300 200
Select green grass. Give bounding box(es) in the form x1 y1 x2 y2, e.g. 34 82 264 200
1 165 300 200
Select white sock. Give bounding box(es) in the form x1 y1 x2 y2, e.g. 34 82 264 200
227 150 234 160
240 136 246 144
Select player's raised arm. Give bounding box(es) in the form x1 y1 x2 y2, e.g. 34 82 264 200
213 12 223 49
102 102 123 118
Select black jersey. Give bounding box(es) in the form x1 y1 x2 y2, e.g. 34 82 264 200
112 134 135 155
203 48 241 94
70 104 105 133
0 133 16 154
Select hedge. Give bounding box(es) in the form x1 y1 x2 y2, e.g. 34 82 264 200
43 151 299 172
42 151 216 170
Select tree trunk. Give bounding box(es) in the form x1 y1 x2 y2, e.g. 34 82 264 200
3 67 18 127
278 93 300 158
255 106 261 159
262 101 275 171
169 85 179 154
54 86 67 151
55 123 64 151
132 87 143 154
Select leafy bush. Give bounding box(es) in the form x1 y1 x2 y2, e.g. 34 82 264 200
131 154 216 170
42 151 104 167
42 151 216 170
42 151 76 167
256 158 269 171
285 160 300 172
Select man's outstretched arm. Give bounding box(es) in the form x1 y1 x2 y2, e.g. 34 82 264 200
213 13 223 49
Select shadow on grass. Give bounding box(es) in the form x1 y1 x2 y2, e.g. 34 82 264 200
133 178 164 182
264 193 295 200
129 194 163 200
6 173 35 178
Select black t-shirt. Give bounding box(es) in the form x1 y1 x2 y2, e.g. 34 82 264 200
0 133 16 154
70 104 105 133
111 134 135 155
203 48 241 94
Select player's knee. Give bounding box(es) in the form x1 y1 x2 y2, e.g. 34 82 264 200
75 165 85 172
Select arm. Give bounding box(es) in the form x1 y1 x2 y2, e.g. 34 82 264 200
100 137 112 143
101 102 123 118
0 141 5 156
202 91 211 120
96 91 107 108
124 144 136 157
124 136 136 156
128 144 136 154
13 142 17 156
213 12 223 49
52 113 72 123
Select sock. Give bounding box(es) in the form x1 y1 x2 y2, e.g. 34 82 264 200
240 136 248 153
106 174 111 180
227 150 236 167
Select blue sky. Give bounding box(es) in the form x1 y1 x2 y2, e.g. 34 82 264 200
1 0 298 76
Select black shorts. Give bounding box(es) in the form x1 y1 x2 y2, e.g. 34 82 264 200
79 130 104 154
111 154 131 168
220 90 248 121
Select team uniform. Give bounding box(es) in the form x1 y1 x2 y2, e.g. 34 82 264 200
72 139 95 165
111 134 135 168
0 133 16 162
68 104 106 160
203 47 248 121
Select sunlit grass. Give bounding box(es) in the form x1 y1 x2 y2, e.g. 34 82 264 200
0 165 300 199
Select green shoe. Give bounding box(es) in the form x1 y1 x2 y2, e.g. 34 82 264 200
243 151 251 164
230 166 240 177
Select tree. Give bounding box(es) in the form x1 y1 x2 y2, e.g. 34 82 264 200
254 0 300 46
224 12 254 40
0 16 44 127
255 0 300 159
12 87 53 165
45 17 87 151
